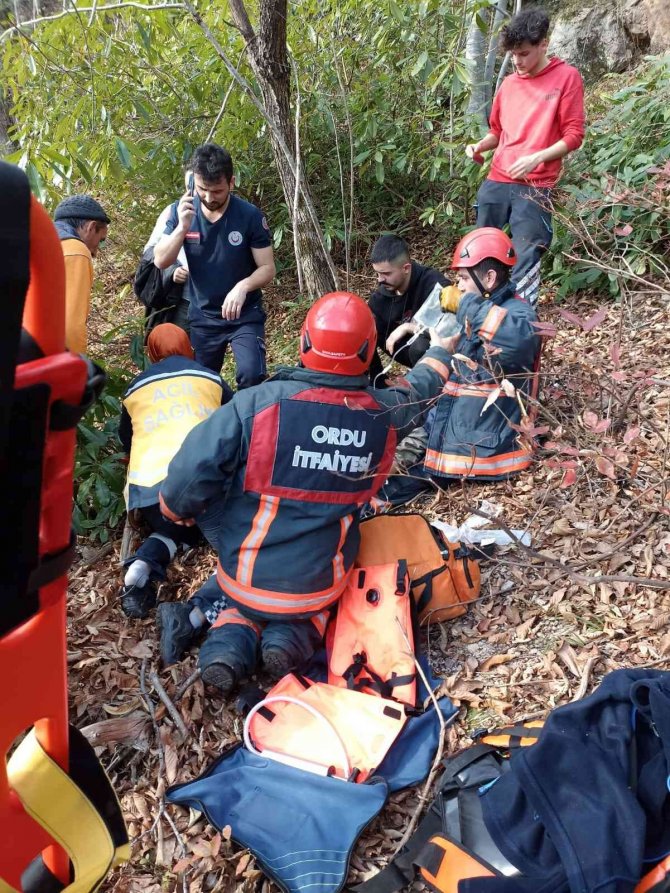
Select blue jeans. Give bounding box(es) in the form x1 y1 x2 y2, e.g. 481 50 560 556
189 310 267 389
475 179 553 306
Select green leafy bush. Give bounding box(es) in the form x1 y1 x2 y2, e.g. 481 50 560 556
548 55 670 300
73 362 129 543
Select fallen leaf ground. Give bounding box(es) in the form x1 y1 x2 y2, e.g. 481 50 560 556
72 260 670 892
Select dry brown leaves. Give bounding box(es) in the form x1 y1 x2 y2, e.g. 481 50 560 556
73 279 670 892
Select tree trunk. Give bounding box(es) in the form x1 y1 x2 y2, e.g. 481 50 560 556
465 7 490 134
228 0 338 298
484 0 509 86
0 90 17 154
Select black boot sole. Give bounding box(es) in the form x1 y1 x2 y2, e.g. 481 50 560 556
200 662 236 696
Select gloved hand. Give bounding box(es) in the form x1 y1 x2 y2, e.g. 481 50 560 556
440 284 462 313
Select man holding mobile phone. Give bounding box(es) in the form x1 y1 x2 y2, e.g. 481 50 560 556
154 143 275 388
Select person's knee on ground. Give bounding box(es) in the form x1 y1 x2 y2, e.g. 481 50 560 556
261 612 328 680
198 610 261 695
121 533 177 619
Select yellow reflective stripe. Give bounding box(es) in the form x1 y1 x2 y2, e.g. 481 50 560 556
482 733 539 748
8 729 125 893
0 876 18 892
237 495 279 586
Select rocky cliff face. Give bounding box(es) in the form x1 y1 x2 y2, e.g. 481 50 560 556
548 0 670 82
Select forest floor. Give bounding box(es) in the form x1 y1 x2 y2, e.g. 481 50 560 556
71 256 670 892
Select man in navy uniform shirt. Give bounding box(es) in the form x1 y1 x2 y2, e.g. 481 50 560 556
155 143 276 388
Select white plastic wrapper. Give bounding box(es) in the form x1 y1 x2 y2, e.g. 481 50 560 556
411 282 461 338
431 499 531 549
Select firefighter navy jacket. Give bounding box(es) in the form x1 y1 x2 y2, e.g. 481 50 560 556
119 355 228 511
160 349 450 620
465 669 670 893
424 280 540 481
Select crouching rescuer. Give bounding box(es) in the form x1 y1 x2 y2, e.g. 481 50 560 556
157 291 453 695
424 228 542 481
118 323 231 618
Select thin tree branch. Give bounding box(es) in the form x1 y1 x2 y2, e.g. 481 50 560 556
0 1 185 41
183 0 338 288
289 52 304 293
205 47 245 143
562 251 670 295
495 0 521 93
484 0 508 87
226 0 255 44
149 671 189 742
87 0 98 27
334 54 354 286
328 100 348 289
392 618 451 856
465 506 670 590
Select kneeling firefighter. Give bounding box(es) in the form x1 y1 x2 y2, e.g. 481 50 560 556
158 291 453 695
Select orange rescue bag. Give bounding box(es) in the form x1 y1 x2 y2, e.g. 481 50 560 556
356 514 480 624
244 673 406 782
328 561 417 706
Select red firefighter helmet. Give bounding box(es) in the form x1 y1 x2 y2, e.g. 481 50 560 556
300 291 377 376
451 227 517 269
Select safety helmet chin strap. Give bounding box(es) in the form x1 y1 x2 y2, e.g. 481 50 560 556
467 268 491 299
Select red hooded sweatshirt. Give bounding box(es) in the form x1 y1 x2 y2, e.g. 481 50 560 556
488 57 585 188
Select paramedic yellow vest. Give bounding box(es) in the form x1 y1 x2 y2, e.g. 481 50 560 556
124 363 223 503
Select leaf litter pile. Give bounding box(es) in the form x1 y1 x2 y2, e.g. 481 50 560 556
71 284 670 892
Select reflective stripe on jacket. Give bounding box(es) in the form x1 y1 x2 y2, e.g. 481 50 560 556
160 352 450 620
425 282 541 482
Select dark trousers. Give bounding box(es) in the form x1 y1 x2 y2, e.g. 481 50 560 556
127 502 201 579
475 179 553 306
192 503 326 677
170 298 191 335
190 573 326 678
144 298 191 337
190 313 267 389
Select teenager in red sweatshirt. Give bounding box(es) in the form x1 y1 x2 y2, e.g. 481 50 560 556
466 7 585 306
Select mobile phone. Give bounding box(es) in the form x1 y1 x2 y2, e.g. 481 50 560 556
188 173 195 196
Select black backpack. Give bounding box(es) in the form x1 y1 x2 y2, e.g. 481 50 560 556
133 245 185 308
133 246 184 332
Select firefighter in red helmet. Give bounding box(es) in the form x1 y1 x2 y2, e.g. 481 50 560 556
157 291 453 694
423 227 542 482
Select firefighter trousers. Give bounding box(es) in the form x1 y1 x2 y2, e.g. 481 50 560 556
190 573 329 680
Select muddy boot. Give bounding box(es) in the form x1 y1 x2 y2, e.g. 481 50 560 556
121 582 157 619
200 661 237 695
261 645 294 681
198 630 240 697
157 602 198 666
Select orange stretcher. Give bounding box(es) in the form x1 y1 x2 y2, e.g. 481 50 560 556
0 162 127 893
